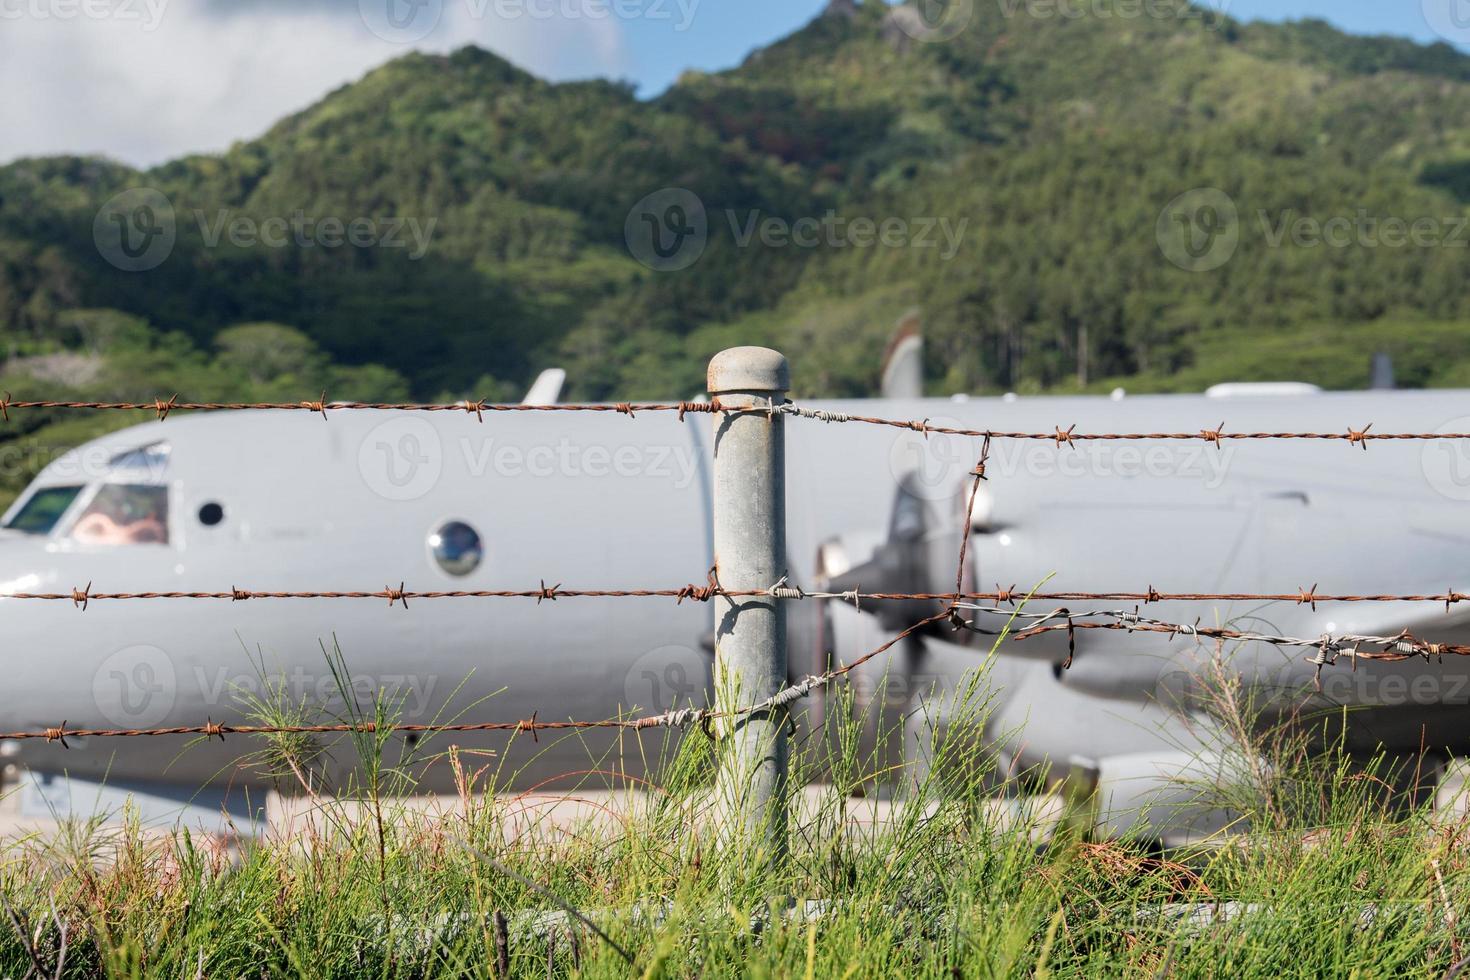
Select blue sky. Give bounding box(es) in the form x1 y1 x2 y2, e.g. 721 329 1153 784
620 1 1469 96
1 0 1465 167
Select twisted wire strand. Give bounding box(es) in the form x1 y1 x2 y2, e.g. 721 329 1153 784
10 586 1470 607
1 393 1466 446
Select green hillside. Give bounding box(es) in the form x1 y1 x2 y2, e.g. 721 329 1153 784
1 0 1468 461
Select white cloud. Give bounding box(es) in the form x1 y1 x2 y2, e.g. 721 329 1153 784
0 0 633 167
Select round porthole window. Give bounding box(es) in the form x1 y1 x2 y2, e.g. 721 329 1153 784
198 502 225 526
429 520 482 576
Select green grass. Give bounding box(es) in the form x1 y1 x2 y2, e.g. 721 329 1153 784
1 646 1466 978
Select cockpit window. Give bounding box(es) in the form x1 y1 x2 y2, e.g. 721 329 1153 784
68 484 169 545
4 486 83 535
108 442 171 477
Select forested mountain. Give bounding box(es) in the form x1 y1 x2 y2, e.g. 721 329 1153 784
2 0 1469 473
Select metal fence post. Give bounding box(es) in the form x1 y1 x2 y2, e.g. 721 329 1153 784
708 346 789 870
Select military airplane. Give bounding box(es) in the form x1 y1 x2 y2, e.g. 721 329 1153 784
2 333 1468 842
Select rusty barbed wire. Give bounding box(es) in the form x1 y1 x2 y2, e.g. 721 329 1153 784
10 598 1463 744
9 386 1470 747
778 404 1470 445
0 613 949 745
9 584 1470 608
0 395 729 423
950 604 1470 689
4 392 1470 446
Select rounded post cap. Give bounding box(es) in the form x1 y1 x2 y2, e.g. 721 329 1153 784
707 347 790 394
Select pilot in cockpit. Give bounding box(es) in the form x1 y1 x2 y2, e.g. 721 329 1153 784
69 484 169 545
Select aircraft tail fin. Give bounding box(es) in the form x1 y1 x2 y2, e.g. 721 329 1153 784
880 311 924 400
521 368 566 406
1370 351 1396 390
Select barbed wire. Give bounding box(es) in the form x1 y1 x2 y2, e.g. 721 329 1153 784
7 391 1470 747
777 406 1462 447
3 393 1470 447
0 395 724 422
12 583 1470 609
0 613 949 745
9 600 1462 744
950 604 1470 687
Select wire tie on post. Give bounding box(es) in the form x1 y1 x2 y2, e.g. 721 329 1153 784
765 575 805 601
